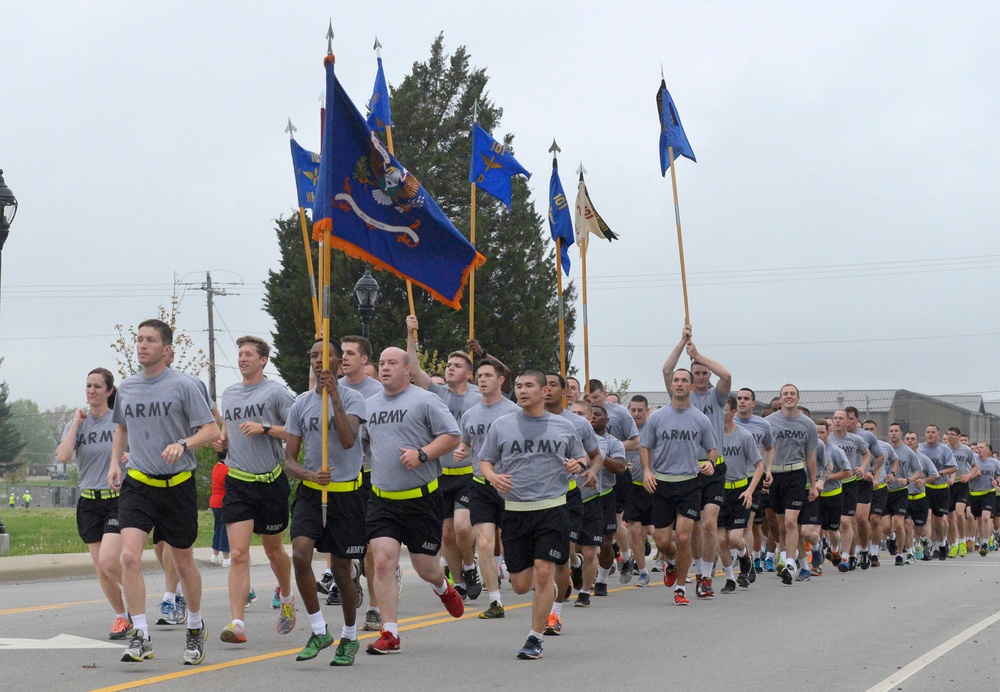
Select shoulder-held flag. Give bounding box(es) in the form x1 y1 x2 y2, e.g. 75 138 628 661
548 159 573 275
469 123 530 210
573 172 618 253
313 57 484 310
290 139 321 208
657 78 696 175
367 56 393 132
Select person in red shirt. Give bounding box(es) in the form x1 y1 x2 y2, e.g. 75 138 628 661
210 461 231 565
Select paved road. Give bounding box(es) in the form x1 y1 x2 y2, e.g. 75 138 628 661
2 552 1000 691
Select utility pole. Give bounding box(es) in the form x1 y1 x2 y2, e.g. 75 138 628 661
202 272 228 402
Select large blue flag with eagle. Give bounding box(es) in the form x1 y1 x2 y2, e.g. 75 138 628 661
468 123 530 210
367 55 393 132
547 160 573 276
290 138 320 208
312 56 484 310
657 78 696 175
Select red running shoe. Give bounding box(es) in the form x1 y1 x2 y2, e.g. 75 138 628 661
437 584 465 618
664 563 677 588
365 630 400 655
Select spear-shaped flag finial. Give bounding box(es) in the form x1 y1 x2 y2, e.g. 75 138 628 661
549 139 561 168
374 35 382 54
576 161 587 179
472 101 479 124
326 20 334 56
285 118 297 139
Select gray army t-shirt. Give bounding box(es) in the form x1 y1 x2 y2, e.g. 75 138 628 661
479 410 585 503
890 444 921 492
970 457 1000 494
690 386 726 453
626 422 646 482
339 375 382 471
768 412 818 467
734 414 774 450
918 442 957 482
366 384 460 492
429 381 482 470
602 401 639 445
820 442 853 493
827 432 869 472
598 432 627 491
949 443 976 476
221 378 294 474
639 405 717 477
722 424 762 482
64 411 117 490
285 386 366 481
462 397 520 477
112 368 216 475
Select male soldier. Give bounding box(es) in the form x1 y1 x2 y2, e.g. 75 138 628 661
733 388 773 575
364 347 464 654
624 395 654 585
827 410 870 571
286 340 368 666
480 370 587 659
905 432 936 561
108 319 219 665
718 397 764 591
919 425 958 560
886 424 923 565
845 407 884 568
945 426 976 557
589 405 627 597
862 420 897 567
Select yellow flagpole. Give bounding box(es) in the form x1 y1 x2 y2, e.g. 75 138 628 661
469 181 476 350
385 124 418 341
320 21 334 526
668 145 691 328
298 207 321 339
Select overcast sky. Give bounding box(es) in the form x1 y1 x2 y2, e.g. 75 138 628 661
3 2 999 411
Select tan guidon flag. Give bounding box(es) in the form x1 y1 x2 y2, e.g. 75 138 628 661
573 171 618 253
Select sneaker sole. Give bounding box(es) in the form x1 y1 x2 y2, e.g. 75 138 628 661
220 629 247 644
479 611 505 619
109 629 134 641
121 651 153 662
517 651 543 660
366 646 400 655
362 623 383 631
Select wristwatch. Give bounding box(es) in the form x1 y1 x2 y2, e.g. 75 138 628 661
417 449 428 463
262 422 272 434
177 438 188 450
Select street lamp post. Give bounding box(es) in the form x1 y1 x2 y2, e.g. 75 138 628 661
353 266 381 340
0 170 18 313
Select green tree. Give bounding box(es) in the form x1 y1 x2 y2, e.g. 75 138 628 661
0 360 26 479
264 34 576 389
9 400 56 475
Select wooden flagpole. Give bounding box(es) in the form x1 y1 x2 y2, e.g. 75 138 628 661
468 102 479 353
285 119 321 339
578 163 591 396
668 145 691 327
319 20 334 525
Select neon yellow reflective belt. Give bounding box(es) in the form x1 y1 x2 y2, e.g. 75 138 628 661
441 466 473 476
302 473 363 493
228 464 283 483
372 478 439 500
127 468 192 488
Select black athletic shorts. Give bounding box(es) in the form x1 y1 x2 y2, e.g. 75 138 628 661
579 497 604 547
718 486 751 531
970 492 995 518
221 473 290 535
819 492 843 531
612 477 629 514
885 489 908 517
624 482 654 526
950 481 970 511
291 484 367 559
651 477 701 528
857 479 874 505
439 472 472 518
118 473 198 549
566 486 582 544
366 489 444 555
907 494 929 526
601 491 617 535
769 469 806 514
841 480 859 518
870 486 888 517
469 478 504 527
797 496 820 526
926 486 950 517
700 462 726 508
752 487 766 524
76 494 121 544
502 505 569 573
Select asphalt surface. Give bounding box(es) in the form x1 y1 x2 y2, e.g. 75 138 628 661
2 548 1000 691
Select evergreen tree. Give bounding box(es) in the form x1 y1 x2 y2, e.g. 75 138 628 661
264 34 576 390
0 361 26 479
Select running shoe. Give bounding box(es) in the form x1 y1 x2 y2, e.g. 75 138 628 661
593 582 608 597
155 600 182 626
543 612 562 636
837 561 849 573
182 623 207 665
913 545 924 560
220 620 247 643
870 554 880 568
674 588 689 606
738 554 753 580
940 545 950 561
571 555 583 591
780 563 794 585
121 631 153 662
860 552 870 570
479 600 505 619
296 627 334 661
949 543 959 558
619 557 635 584
830 551 842 567
982 544 990 557
895 555 905 566
574 592 591 608
317 571 334 595
697 576 713 598
636 572 651 587
277 596 296 635
330 638 360 666
174 595 188 624
810 565 823 577
270 586 280 609
363 609 383 631
244 588 257 607
921 550 933 562
517 635 543 660
463 567 482 600
326 585 341 606
966 538 974 552
748 559 758 584
454 583 468 601
848 556 857 571
664 563 677 588
764 557 776 572
736 573 750 589
795 568 811 582
959 542 968 557
109 614 134 641
651 559 665 573
753 557 762 575
775 558 785 575
437 583 465 618
905 552 915 564
366 630 400 655
720 579 737 594
887 537 898 555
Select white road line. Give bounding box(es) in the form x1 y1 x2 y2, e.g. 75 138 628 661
866 607 1000 692
0 634 124 650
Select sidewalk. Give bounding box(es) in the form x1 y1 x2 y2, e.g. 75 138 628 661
0 546 277 584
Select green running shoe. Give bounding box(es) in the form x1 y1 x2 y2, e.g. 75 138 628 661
296 627 334 661
330 638 360 666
